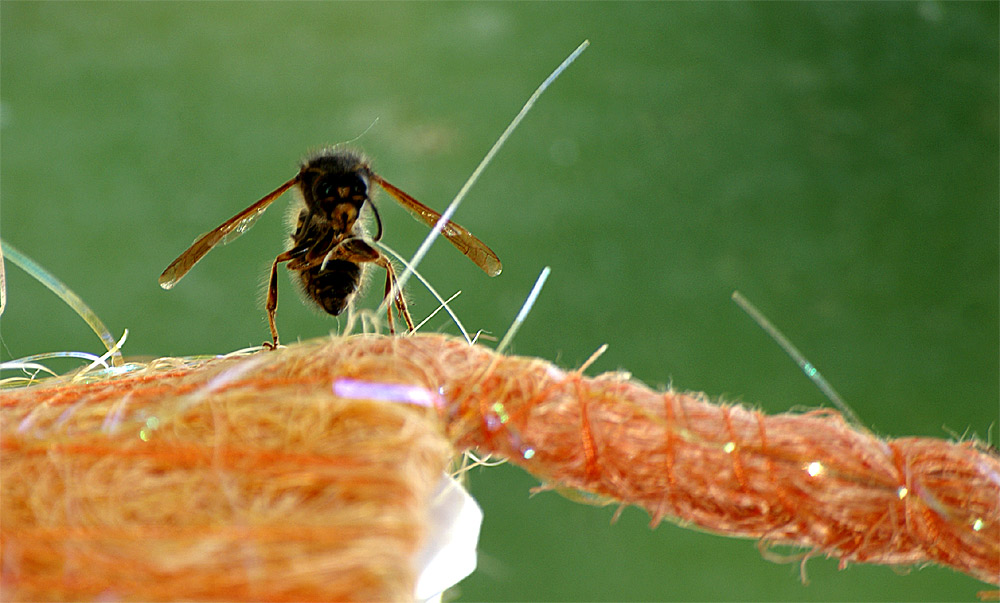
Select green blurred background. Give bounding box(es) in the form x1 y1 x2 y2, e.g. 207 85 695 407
2 2 997 600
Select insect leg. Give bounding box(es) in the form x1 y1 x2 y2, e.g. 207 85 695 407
375 254 415 335
265 249 298 348
338 239 414 336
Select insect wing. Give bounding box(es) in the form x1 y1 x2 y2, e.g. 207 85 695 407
220 207 266 245
158 176 298 289
371 174 502 277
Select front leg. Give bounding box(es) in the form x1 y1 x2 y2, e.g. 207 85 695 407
264 249 299 349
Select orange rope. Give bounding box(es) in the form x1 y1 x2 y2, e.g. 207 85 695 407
2 334 997 601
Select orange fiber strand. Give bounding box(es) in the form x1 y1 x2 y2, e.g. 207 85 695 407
2 334 998 602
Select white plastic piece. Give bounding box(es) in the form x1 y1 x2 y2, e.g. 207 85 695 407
414 474 483 602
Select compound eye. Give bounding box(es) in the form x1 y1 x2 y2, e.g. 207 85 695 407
315 177 337 200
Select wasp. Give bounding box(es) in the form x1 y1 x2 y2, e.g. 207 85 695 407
159 147 501 346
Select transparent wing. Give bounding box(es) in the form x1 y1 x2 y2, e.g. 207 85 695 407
371 174 502 277
158 176 298 289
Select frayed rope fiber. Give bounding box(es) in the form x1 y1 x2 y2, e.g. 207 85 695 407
2 334 998 601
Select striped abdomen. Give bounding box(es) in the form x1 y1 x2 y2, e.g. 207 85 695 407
298 260 363 316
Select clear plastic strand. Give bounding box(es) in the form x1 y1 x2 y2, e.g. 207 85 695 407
732 291 862 427
382 40 588 315
496 266 551 354
0 240 124 367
